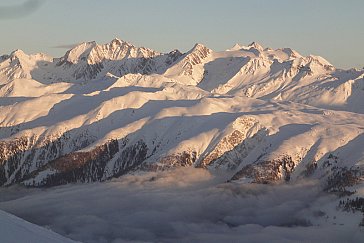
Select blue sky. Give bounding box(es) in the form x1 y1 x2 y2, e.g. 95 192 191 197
1 0 363 68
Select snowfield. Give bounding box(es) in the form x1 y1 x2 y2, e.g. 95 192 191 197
0 38 364 242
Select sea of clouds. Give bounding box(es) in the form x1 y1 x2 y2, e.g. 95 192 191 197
0 167 363 243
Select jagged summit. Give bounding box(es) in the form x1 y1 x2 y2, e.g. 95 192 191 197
109 37 125 46
0 38 360 91
279 47 302 58
163 43 212 84
187 43 211 54
227 43 245 51
247 41 264 51
8 49 52 63
306 54 333 67
60 41 97 64
226 42 264 52
226 42 268 52
57 38 159 65
10 49 27 57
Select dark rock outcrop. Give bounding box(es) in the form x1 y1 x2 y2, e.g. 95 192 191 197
34 139 119 186
231 155 295 183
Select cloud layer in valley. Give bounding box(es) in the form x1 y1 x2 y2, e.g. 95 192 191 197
0 168 363 243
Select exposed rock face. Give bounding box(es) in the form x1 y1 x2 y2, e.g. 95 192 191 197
180 44 212 76
0 114 263 187
184 44 211 65
0 131 96 186
231 155 295 183
199 117 261 168
110 140 149 178
325 166 363 193
0 137 30 185
16 138 152 187
207 129 267 170
201 130 244 166
145 151 198 171
165 50 183 66
25 139 119 186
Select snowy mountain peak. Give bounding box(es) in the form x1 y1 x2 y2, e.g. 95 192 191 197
109 37 125 46
162 43 212 84
227 43 245 51
173 43 212 68
169 49 183 55
279 48 302 59
292 55 335 74
104 38 134 50
189 43 211 53
57 38 159 66
8 50 52 63
233 43 243 49
89 38 159 64
307 55 333 67
186 43 212 60
247 42 264 51
60 41 97 64
9 50 33 64
10 49 27 58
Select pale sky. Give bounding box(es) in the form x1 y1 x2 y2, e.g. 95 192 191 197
1 0 363 69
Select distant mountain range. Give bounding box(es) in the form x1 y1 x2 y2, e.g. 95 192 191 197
0 38 363 189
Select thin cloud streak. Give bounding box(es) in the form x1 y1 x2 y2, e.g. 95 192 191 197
0 0 45 19
51 43 80 49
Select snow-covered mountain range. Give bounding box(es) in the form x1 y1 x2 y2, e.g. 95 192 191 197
0 38 363 191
